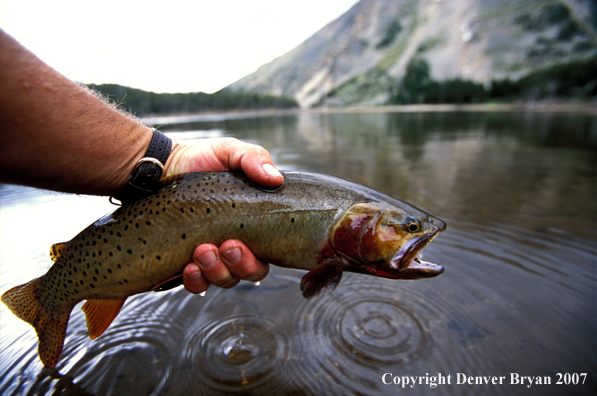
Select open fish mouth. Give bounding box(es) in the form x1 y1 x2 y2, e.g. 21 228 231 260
390 229 444 279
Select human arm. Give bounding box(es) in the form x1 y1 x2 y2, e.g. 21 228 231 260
0 29 283 294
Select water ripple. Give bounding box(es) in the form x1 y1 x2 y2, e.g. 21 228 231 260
179 314 291 395
57 294 186 396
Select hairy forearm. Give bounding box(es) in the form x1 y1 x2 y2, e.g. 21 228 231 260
0 30 153 196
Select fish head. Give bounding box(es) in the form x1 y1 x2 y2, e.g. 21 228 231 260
330 202 446 280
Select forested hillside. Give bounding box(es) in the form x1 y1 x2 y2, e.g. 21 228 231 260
87 84 298 116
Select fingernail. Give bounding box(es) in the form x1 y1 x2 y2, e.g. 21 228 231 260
197 251 217 268
222 247 242 264
262 163 282 178
187 269 202 283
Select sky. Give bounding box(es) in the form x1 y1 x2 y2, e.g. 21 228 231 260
1 0 359 93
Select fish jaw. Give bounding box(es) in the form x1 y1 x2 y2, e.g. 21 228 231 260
385 218 446 279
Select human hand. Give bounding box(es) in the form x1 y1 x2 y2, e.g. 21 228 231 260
164 137 284 294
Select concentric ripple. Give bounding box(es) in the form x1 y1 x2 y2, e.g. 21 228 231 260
290 277 436 394
179 314 291 395
56 292 188 396
334 298 427 367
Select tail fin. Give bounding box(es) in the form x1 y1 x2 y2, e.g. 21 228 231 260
1 278 71 368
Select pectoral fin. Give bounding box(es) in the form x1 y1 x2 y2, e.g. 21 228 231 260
81 298 127 339
300 258 344 299
49 242 69 262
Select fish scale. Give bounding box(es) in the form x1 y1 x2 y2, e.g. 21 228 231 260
2 170 446 368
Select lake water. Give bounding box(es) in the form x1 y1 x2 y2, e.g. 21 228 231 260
1 108 596 395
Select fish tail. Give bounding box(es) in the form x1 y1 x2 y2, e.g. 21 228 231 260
1 278 71 368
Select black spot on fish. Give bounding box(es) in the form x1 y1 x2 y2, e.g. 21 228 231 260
90 284 95 288
127 249 133 254
206 208 211 214
95 269 99 275
109 252 113 257
124 279 128 283
124 225 129 231
240 223 244 229
135 223 140 229
117 264 121 269
291 218 295 223
180 208 185 214
117 232 122 237
108 269 112 273
156 255 161 261
181 233 186 239
146 221 152 226
92 276 97 282
104 238 108 243
190 207 194 213
117 245 122 251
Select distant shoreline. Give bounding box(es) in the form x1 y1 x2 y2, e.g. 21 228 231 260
142 102 596 125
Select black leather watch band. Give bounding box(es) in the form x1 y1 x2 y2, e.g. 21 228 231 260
112 129 172 205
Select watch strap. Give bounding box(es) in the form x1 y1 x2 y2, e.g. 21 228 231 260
112 129 172 205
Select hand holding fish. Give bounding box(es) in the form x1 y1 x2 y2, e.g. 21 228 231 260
0 29 281 295
165 138 284 294
1 30 446 370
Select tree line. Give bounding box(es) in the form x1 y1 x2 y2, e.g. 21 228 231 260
389 56 597 105
87 84 298 116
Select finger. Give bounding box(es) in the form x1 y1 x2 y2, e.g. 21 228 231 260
216 138 284 188
193 243 240 288
218 240 270 282
182 263 210 294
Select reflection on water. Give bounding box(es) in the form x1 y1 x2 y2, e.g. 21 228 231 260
1 109 596 395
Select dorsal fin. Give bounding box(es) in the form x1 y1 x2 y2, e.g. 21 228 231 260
81 298 127 339
49 242 69 262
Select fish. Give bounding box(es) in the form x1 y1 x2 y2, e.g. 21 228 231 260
1 171 446 368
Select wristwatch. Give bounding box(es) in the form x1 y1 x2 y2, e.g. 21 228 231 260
112 129 172 205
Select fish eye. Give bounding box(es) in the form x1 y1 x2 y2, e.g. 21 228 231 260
405 217 421 233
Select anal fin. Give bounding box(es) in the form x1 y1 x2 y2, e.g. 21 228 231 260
81 298 127 339
300 258 344 299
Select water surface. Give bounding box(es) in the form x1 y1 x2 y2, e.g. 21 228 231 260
1 109 595 395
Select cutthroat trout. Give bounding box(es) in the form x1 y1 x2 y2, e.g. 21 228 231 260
2 171 446 368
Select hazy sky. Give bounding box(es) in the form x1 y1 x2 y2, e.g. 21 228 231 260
1 0 359 93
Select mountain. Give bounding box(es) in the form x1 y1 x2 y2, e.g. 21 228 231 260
225 0 597 107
